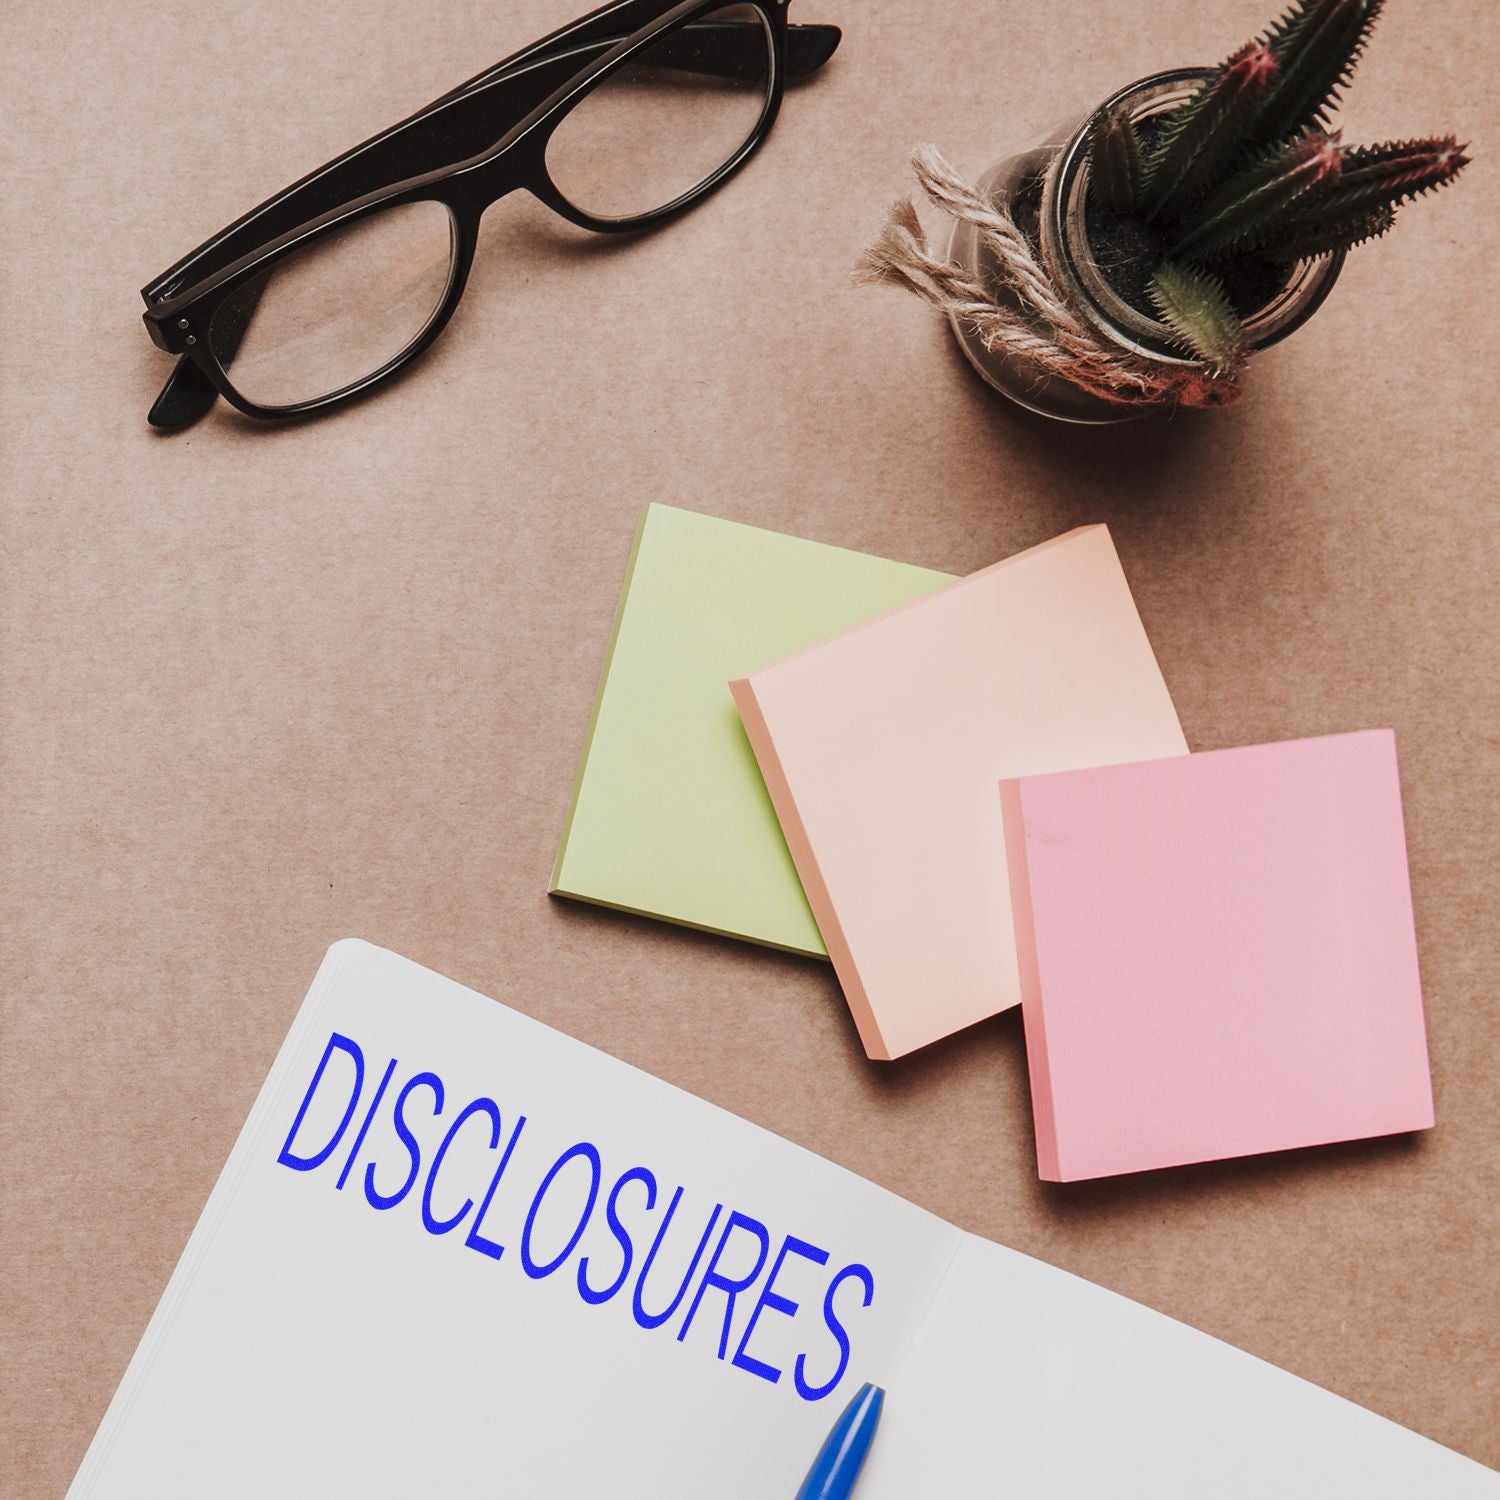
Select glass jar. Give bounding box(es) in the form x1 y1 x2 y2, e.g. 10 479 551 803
947 69 1346 423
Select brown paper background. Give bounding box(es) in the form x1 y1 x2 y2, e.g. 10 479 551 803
3 1 1497 1491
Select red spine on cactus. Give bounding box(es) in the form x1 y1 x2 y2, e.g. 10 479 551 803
1171 131 1343 260
1144 42 1280 224
1304 136 1471 221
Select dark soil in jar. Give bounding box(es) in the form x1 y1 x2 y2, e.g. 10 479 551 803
1080 112 1292 323
1082 210 1289 321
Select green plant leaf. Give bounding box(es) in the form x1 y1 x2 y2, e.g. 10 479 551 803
1088 107 1145 216
1143 41 1280 224
1171 131 1343 260
1287 136 1471 224
1252 0 1385 146
1258 204 1396 261
1147 261 1247 374
1225 135 1468 256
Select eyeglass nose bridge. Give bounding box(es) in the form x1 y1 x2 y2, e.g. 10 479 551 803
453 134 548 221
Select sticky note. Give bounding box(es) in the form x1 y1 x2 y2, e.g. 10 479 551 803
1000 730 1435 1182
731 526 1187 1059
550 505 953 954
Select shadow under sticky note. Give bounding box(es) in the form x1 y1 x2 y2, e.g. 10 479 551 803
550 505 954 955
1001 729 1435 1182
732 525 1188 1060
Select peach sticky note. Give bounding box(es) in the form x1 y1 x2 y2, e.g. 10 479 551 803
730 526 1187 1060
1001 730 1435 1182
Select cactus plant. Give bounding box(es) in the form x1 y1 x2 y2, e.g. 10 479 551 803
1085 0 1468 372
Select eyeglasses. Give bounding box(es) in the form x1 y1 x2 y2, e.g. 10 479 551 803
140 0 840 430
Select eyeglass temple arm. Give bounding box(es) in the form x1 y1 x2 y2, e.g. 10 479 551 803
146 14 839 305
146 0 674 304
644 19 839 82
448 20 838 100
783 20 841 78
147 15 840 428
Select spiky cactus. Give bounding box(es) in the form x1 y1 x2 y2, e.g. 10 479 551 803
1085 0 1468 374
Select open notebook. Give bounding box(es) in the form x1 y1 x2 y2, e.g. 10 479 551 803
70 942 1497 1498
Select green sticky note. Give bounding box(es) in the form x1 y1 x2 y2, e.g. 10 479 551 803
550 505 955 955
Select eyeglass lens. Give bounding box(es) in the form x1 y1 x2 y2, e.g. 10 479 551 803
208 199 457 409
545 3 774 221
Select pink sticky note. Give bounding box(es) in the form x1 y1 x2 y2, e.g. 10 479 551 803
1001 730 1435 1182
731 526 1187 1060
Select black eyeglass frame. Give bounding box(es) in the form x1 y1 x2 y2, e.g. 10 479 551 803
140 0 837 426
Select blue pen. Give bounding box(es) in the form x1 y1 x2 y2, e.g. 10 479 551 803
794 1382 884 1500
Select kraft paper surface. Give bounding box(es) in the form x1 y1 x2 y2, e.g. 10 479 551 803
3 0 1497 1491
